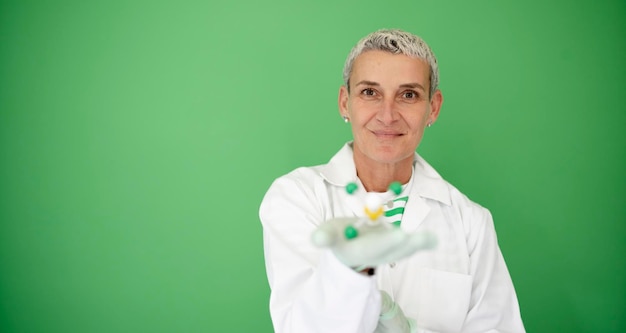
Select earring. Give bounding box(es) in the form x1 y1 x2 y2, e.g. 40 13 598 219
427 122 432 128
343 116 349 123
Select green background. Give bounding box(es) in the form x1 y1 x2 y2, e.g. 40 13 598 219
1 0 624 332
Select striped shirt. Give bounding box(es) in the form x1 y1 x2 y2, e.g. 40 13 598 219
385 195 409 226
365 191 409 226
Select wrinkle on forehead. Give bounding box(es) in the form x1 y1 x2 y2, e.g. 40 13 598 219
350 51 430 93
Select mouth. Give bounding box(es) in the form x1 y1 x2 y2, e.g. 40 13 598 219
372 130 403 139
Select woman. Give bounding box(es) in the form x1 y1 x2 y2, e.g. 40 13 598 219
259 29 525 333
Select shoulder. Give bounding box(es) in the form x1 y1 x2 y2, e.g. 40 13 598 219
261 143 353 206
441 179 497 253
259 164 328 218
421 171 497 257
446 182 489 214
414 154 493 227
264 164 326 197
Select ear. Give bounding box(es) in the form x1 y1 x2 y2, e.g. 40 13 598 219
428 89 443 124
338 85 350 118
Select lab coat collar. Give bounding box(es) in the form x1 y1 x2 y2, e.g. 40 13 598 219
319 142 451 206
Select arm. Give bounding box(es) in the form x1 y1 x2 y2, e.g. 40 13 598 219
259 175 381 333
462 207 526 333
375 290 417 333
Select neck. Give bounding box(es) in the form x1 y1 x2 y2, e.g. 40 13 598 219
354 154 413 193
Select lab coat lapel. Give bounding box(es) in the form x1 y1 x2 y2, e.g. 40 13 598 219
401 189 431 232
319 143 449 223
319 142 364 218
400 153 451 232
345 191 366 218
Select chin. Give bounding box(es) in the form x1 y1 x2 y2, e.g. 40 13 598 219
371 148 413 165
355 140 415 164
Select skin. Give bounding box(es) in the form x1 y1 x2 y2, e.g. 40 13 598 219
338 50 443 192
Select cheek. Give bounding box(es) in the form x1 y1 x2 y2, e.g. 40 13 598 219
349 103 375 123
405 114 428 130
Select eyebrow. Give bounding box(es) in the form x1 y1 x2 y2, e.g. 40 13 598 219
354 80 380 87
354 80 426 92
399 83 426 91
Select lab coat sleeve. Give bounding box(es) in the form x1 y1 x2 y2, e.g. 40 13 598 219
259 173 381 333
461 205 526 333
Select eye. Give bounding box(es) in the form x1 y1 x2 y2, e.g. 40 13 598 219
361 88 376 96
402 90 418 99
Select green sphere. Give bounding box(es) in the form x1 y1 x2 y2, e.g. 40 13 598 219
389 181 402 195
344 225 358 239
346 182 358 194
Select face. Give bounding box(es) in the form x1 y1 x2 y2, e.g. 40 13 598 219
338 50 443 167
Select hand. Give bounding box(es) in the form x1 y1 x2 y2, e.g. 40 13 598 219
374 290 416 333
311 216 436 268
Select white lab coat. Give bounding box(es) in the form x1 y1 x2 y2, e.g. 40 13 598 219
259 143 525 333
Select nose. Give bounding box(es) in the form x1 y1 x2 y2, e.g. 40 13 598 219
376 98 399 125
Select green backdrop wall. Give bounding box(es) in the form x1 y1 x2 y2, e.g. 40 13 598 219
1 0 624 332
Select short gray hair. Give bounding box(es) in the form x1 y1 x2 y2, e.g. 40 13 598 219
342 29 439 98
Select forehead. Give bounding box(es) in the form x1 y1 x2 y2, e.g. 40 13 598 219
350 50 430 87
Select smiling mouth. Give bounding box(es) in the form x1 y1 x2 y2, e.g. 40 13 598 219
372 130 403 138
